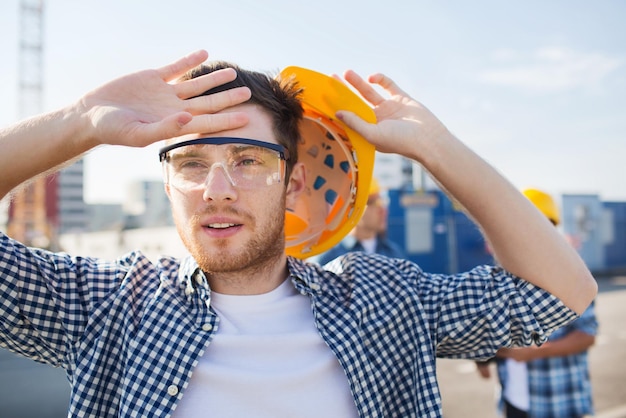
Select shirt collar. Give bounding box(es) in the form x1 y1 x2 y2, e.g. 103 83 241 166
177 255 323 297
177 256 207 300
287 256 325 295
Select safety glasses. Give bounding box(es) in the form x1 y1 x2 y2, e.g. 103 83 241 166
159 137 290 191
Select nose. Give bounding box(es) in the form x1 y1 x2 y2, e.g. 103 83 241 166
202 163 238 202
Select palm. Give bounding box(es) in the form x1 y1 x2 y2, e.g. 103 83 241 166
342 70 446 157
78 50 251 149
369 96 428 153
83 69 185 147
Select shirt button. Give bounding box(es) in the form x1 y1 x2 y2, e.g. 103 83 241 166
167 385 179 396
310 283 321 291
202 323 213 332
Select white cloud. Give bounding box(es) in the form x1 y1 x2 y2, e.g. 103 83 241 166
478 47 623 93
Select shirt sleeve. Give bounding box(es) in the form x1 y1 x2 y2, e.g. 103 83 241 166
0 232 128 367
571 300 598 336
417 264 579 360
549 299 598 340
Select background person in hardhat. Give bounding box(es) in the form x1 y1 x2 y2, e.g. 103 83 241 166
316 177 406 265
0 50 597 418
476 188 598 418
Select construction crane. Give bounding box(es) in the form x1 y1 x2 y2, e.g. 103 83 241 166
6 0 58 248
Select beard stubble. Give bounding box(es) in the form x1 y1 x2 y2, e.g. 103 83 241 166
176 194 287 275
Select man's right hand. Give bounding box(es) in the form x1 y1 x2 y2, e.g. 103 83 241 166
77 49 251 149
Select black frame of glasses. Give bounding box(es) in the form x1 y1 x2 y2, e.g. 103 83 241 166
158 137 290 162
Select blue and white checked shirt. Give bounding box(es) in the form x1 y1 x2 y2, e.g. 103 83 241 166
496 302 598 418
0 232 577 417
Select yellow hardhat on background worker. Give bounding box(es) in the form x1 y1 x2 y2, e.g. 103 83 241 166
522 188 560 225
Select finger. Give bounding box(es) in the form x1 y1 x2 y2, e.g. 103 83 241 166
368 73 410 97
174 68 239 99
128 112 193 145
133 110 250 145
157 50 209 82
183 85 252 114
180 111 250 136
343 70 385 106
336 110 378 141
330 73 344 84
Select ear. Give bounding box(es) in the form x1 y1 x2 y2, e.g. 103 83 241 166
164 183 172 201
285 162 306 208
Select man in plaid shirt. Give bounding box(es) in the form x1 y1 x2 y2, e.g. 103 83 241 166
0 50 597 417
477 189 598 418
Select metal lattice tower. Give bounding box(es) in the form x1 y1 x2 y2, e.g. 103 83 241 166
19 0 44 118
7 0 55 248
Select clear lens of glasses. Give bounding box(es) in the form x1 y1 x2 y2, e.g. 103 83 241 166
162 142 286 191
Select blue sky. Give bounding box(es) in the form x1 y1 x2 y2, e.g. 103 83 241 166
1 0 625 203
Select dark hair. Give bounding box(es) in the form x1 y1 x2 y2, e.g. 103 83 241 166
180 62 303 179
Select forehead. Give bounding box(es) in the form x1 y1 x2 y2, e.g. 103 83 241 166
165 103 277 147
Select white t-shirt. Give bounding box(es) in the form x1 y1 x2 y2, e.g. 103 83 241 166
360 237 377 255
503 358 530 411
172 279 358 418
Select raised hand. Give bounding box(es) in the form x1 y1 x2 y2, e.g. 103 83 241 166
78 49 252 148
335 70 449 161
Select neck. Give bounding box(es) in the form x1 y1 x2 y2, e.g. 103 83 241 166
353 229 377 241
206 254 290 295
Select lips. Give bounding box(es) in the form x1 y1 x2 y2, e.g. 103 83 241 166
201 212 243 227
200 219 243 239
207 222 238 229
197 209 247 235
201 215 244 233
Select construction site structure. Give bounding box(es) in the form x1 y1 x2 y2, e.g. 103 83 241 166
6 0 59 248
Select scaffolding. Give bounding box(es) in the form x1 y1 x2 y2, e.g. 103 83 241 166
6 0 56 248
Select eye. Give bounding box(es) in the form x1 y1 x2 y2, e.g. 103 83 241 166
174 157 210 171
232 148 268 167
237 155 263 167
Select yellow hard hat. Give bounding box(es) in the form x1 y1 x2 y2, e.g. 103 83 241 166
522 188 560 225
280 66 376 258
